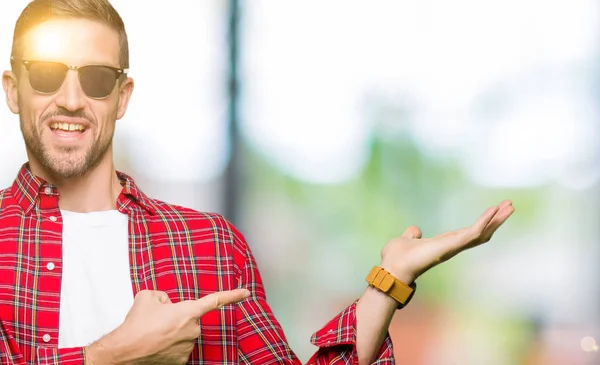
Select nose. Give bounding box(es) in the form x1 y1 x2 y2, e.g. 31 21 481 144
54 70 86 111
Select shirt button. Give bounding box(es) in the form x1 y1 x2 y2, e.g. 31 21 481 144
42 334 51 343
44 187 52 195
46 262 55 271
49 216 57 222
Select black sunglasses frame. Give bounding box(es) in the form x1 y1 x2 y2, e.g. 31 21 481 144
10 56 129 99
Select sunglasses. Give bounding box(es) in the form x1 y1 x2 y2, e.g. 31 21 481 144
10 57 128 99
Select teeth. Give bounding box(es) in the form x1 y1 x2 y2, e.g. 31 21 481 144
50 123 86 131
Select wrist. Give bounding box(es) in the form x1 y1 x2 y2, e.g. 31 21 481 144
379 261 416 286
86 330 124 365
365 266 417 309
363 285 399 308
85 342 107 365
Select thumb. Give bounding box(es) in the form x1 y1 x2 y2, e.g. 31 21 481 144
188 289 251 318
155 291 172 304
402 225 422 239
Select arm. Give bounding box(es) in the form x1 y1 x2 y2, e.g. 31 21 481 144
234 200 514 365
307 300 395 365
355 201 515 364
84 289 249 365
234 242 301 364
232 225 395 365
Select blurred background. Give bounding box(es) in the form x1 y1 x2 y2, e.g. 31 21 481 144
1 0 599 364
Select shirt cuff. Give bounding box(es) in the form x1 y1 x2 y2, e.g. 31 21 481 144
310 301 358 348
35 347 85 365
310 301 395 363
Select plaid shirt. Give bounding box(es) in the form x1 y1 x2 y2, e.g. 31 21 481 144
0 164 394 364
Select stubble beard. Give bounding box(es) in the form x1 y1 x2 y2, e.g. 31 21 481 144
20 115 114 180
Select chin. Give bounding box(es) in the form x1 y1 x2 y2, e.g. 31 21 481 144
43 154 90 179
48 164 88 179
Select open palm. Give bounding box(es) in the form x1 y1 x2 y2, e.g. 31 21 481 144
381 200 515 284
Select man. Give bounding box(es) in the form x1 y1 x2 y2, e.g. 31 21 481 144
0 0 514 364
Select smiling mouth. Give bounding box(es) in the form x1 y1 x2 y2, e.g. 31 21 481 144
50 122 87 133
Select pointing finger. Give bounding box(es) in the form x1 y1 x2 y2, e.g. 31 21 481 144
186 289 251 318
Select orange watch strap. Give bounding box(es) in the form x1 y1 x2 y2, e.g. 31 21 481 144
365 266 416 306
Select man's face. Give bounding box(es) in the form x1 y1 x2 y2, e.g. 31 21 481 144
2 18 133 179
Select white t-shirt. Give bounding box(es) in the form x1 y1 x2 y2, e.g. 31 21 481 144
58 209 133 348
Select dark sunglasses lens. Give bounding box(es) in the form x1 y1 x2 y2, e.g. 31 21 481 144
80 66 117 98
28 62 68 94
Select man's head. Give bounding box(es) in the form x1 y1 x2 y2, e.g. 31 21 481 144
2 0 134 180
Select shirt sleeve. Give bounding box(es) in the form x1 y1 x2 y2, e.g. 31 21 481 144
230 222 395 365
307 302 395 365
0 319 26 365
234 240 302 364
34 347 85 365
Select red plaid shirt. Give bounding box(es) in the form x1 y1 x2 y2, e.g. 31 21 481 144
0 164 394 364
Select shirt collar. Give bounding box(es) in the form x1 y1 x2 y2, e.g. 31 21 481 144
11 163 157 215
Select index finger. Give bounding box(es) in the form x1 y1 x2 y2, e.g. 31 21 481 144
481 203 515 241
465 202 514 244
187 289 251 318
469 206 499 236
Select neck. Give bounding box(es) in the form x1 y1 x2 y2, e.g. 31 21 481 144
28 151 123 213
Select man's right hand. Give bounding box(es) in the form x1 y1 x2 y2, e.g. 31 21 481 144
85 288 251 365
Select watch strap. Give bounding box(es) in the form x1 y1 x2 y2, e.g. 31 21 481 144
365 266 416 308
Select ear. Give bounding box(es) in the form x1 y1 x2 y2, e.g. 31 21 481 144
116 77 134 120
2 71 20 114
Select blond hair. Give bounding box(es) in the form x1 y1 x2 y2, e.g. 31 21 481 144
10 0 129 72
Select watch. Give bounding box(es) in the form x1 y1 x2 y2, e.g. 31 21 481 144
365 266 417 308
